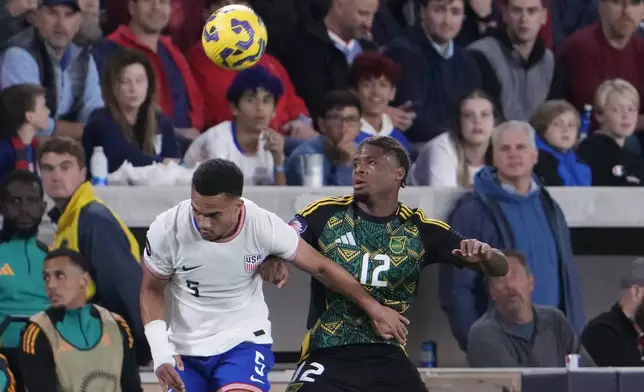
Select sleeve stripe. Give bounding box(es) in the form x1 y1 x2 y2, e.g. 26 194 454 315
399 204 413 219
299 195 353 217
414 209 451 231
143 258 171 280
22 324 40 355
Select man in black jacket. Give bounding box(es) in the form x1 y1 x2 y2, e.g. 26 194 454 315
280 0 379 119
582 258 644 367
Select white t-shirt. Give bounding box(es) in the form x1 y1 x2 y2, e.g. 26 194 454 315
183 121 275 185
409 132 484 187
143 198 300 356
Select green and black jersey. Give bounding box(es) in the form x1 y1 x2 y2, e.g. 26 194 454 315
289 195 469 357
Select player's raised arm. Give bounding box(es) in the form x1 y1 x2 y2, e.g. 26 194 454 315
263 212 410 345
414 208 508 277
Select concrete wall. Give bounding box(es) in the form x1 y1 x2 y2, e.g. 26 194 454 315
263 255 634 367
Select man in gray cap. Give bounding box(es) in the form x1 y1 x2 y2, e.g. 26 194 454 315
582 258 644 367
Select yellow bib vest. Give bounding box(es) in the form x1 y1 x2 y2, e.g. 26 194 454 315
50 182 140 299
30 305 123 392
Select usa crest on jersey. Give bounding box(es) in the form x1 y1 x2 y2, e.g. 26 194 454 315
245 254 263 272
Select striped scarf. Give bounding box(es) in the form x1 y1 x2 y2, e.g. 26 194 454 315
11 136 38 172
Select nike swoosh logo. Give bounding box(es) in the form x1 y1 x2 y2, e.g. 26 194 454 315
182 265 202 271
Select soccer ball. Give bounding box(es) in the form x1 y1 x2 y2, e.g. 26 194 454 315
201 5 268 71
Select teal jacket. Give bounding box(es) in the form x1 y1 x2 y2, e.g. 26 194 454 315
0 236 49 348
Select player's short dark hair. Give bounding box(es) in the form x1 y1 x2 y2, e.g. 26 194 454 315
192 159 244 197
316 90 362 122
359 136 411 188
45 248 90 273
226 65 284 107
1 170 43 200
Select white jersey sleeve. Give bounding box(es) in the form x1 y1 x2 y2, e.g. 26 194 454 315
143 216 174 278
258 210 300 261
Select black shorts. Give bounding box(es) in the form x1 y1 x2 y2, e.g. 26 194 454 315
285 344 427 392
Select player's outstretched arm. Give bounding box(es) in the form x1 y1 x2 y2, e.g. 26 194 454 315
141 267 185 392
452 239 509 277
291 238 410 345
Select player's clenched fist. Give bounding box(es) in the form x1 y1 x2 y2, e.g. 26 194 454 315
367 304 410 345
156 355 185 392
257 257 290 288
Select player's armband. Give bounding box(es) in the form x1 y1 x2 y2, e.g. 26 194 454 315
144 320 177 371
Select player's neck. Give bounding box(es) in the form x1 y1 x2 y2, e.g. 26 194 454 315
221 207 244 239
235 121 261 154
356 194 399 217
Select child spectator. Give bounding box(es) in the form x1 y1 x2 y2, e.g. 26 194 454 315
348 51 409 151
183 66 286 185
577 79 644 186
285 91 362 186
82 49 180 176
0 84 50 181
531 100 591 186
410 90 497 187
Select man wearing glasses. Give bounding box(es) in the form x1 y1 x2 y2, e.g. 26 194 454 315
285 91 363 186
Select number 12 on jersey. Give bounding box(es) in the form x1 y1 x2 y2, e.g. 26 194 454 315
359 254 391 287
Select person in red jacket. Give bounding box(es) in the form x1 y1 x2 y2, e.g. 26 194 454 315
188 0 318 148
94 0 205 153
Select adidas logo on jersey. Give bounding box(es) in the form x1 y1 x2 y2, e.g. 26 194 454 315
335 232 356 246
0 263 14 276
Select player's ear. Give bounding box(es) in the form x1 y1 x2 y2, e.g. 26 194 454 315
394 166 405 184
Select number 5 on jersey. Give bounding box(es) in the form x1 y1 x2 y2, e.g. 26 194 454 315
359 254 391 287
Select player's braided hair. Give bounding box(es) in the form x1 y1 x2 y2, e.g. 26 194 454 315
359 136 411 188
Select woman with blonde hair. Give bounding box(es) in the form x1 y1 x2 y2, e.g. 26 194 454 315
82 48 180 177
531 100 591 186
410 90 499 187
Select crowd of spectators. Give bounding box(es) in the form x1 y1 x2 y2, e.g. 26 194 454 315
0 0 643 389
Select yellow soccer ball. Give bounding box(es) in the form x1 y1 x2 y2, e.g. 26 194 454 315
201 4 268 71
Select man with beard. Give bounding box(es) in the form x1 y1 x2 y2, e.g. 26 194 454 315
467 249 594 367
582 258 644 366
0 170 49 390
549 0 644 140
18 248 142 392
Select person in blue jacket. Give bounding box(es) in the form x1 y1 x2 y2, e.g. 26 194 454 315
439 120 585 351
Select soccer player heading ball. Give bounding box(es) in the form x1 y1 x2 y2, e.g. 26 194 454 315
285 136 509 392
141 158 409 392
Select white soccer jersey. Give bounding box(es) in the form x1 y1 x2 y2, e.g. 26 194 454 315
143 198 300 357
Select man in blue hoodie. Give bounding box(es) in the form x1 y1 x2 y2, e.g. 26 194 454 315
439 120 585 351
